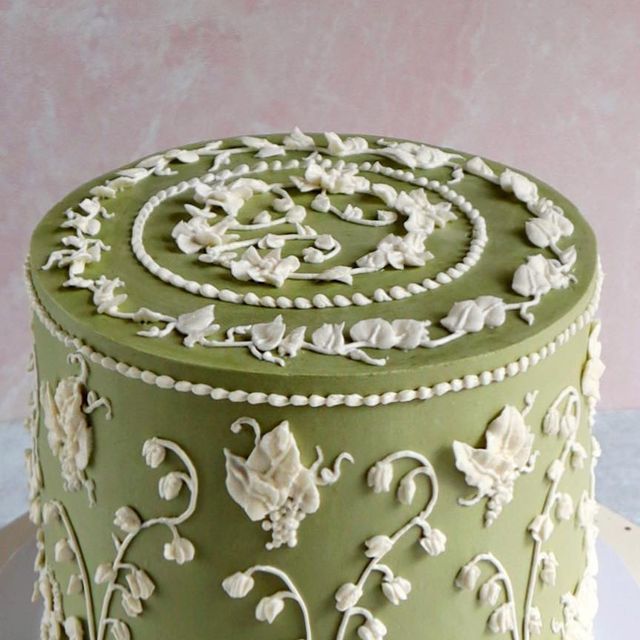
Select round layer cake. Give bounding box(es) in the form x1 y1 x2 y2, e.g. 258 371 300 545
25 130 603 640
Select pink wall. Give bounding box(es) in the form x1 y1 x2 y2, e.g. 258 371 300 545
1 0 638 418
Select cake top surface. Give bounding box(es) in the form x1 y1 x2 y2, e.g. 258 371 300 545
29 130 598 393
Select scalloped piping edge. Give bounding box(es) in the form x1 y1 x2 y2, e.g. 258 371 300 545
26 261 602 409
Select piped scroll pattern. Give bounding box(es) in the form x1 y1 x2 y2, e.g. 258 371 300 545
455 382 598 639
39 352 112 506
40 130 579 369
222 449 443 640
224 417 353 550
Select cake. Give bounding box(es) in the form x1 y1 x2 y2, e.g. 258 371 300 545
24 130 604 640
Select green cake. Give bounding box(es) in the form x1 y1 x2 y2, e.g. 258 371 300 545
25 130 604 640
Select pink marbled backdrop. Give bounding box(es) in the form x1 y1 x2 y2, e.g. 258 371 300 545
0 0 638 419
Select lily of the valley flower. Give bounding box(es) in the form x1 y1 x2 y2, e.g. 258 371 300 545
364 535 393 559
255 594 286 624
222 571 255 598
163 536 195 565
114 507 142 534
382 576 412 605
126 569 155 600
142 439 166 468
539 552 558 586
121 590 143 618
335 582 363 612
419 527 447 556
94 563 117 585
367 460 394 493
63 617 84 640
158 472 183 500
441 296 506 333
479 580 502 607
488 602 516 634
356 232 432 270
67 574 83 595
230 247 300 287
54 538 74 563
529 513 555 543
109 620 131 640
357 615 388 640
556 493 574 521
582 321 605 400
527 606 543 635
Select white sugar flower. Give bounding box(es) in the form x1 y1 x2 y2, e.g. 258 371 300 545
356 232 432 270
382 576 412 605
163 536 195 565
367 460 394 493
291 161 370 194
455 563 481 591
175 305 220 347
222 572 255 598
539 552 558 586
230 247 300 287
441 296 506 333
479 580 502 606
325 131 369 156
255 594 285 623
54 538 74 563
512 254 572 298
114 507 141 534
419 528 447 556
172 217 239 254
109 620 131 640
63 617 84 640
379 140 461 170
364 535 393 559
142 439 166 468
121 590 142 617
529 513 554 543
335 582 363 612
94 563 116 585
527 606 543 635
126 569 155 600
499 169 539 204
158 472 183 500
556 493 574 521
357 616 387 640
488 602 516 634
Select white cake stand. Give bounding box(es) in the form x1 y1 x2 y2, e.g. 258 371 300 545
0 507 638 638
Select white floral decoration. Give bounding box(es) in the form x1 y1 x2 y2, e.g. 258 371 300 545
36 436 198 640
334 450 443 640
454 392 539 526
224 417 353 550
40 128 580 370
40 352 112 506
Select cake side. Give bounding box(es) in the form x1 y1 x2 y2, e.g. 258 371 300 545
24 131 604 640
